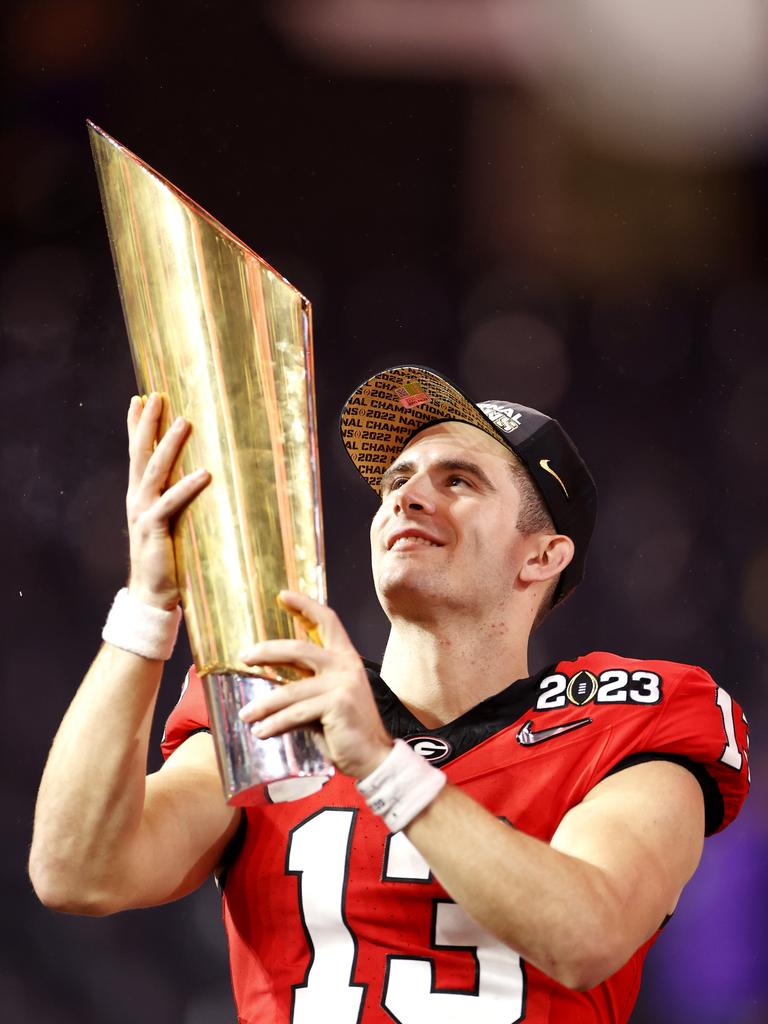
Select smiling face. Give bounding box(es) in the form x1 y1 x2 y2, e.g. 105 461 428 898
370 421 561 626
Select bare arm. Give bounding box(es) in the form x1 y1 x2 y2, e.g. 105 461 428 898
30 646 239 914
402 759 704 989
238 592 706 991
29 395 239 914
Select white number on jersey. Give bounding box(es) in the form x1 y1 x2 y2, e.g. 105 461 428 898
715 687 745 771
288 812 526 1022
287 809 366 1024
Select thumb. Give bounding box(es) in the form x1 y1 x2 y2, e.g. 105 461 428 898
276 590 324 646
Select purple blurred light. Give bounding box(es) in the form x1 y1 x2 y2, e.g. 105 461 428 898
644 801 768 1021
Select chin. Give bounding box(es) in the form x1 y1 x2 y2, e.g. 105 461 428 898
376 570 453 621
377 569 426 606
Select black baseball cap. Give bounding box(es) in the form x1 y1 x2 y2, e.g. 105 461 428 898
339 365 597 604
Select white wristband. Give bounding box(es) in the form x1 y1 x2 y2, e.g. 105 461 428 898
356 739 447 832
102 588 182 661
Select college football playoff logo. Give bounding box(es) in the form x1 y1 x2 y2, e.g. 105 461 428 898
567 670 599 706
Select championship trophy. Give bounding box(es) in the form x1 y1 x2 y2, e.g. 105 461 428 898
88 121 332 804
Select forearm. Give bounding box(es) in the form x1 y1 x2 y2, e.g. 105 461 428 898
29 642 164 913
402 784 628 989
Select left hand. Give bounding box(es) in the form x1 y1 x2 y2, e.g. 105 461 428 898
238 591 394 779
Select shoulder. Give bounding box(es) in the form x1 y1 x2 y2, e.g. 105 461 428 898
561 649 717 684
549 650 740 708
544 651 750 835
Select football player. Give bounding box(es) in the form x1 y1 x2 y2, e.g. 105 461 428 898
30 366 749 1023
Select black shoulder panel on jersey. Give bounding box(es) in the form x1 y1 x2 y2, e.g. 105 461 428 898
606 752 724 836
184 727 212 741
363 660 554 765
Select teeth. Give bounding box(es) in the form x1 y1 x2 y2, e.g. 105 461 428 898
392 536 437 548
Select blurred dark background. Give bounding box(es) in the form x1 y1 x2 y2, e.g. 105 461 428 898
3 1 767 1021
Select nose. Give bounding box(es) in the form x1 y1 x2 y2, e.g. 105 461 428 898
392 472 436 515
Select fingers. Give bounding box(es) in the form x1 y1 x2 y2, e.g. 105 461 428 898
126 394 143 443
238 674 326 723
246 694 329 739
127 392 163 488
239 639 334 673
125 394 211 544
141 415 192 495
276 590 357 652
236 612 391 778
128 393 184 490
150 467 211 521
126 393 204 506
127 455 209 530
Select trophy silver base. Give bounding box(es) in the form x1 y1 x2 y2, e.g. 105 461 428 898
203 672 334 806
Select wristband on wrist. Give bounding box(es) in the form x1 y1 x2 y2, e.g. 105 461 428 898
102 587 182 661
356 739 447 832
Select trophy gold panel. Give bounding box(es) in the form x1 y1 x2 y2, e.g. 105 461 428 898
89 122 331 802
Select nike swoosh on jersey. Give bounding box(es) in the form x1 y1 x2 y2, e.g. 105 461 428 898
516 717 592 746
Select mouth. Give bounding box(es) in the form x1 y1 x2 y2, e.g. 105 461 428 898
387 529 444 551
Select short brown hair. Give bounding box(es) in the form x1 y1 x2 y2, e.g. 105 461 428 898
508 456 560 629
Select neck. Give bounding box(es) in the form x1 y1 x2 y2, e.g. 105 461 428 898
379 607 531 728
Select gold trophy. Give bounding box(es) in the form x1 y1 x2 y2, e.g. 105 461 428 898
88 121 332 804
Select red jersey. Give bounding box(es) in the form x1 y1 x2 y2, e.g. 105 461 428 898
162 652 750 1024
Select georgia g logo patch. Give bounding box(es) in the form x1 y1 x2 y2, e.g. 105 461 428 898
405 735 453 763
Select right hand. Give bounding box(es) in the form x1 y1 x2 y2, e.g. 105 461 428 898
125 393 211 610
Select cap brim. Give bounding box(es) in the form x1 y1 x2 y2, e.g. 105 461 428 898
340 365 505 492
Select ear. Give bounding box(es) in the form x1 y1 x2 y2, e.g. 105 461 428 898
519 534 575 585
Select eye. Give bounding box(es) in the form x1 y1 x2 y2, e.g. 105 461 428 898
383 475 409 495
447 475 470 488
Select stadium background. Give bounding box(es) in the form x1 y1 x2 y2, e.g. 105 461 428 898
2 2 766 1020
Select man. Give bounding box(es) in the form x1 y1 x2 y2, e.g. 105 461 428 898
30 365 749 1023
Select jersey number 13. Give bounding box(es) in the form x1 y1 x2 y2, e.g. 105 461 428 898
287 808 526 1023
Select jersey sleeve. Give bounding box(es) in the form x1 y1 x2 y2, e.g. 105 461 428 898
611 663 750 835
160 665 211 760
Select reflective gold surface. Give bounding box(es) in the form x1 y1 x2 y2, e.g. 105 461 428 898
88 122 325 677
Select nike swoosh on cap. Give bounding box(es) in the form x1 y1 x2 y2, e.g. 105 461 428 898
539 458 569 498
516 717 592 746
